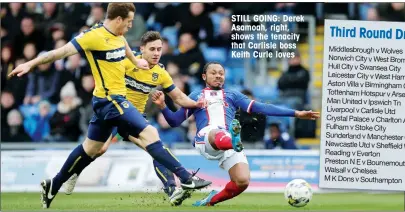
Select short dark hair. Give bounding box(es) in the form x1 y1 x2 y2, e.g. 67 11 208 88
203 62 225 74
140 31 163 46
106 3 135 20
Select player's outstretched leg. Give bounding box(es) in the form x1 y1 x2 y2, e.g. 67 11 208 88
153 160 192 206
62 143 107 195
143 137 211 190
193 162 250 206
41 119 110 208
63 134 113 195
208 119 243 152
207 179 247 205
153 159 176 195
117 105 212 191
41 142 98 208
210 163 249 206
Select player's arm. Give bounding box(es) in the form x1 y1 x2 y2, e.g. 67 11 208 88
166 87 202 108
152 91 189 127
8 43 78 77
161 70 204 109
234 92 319 120
30 43 77 66
123 38 149 70
10 28 99 78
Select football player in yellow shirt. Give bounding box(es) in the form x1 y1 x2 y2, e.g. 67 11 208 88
9 3 211 209
63 31 201 206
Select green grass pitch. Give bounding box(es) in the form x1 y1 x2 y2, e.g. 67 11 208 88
1 192 403 211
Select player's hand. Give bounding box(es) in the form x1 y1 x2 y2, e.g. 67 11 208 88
136 58 149 70
8 63 32 77
295 110 320 120
196 96 208 108
151 90 165 106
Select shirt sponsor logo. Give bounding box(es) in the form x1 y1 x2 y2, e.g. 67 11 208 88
106 49 125 60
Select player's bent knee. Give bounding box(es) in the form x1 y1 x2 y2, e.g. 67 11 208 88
208 129 220 142
135 125 160 148
140 125 159 138
234 175 250 188
208 129 222 148
83 137 105 158
94 135 113 158
95 145 108 158
229 162 250 188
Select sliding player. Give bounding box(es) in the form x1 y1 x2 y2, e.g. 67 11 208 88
151 62 320 206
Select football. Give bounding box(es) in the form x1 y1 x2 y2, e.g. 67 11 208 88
284 179 313 207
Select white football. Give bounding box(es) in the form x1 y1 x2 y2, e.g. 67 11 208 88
284 179 313 207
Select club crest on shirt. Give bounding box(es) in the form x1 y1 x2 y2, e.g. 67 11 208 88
121 101 129 108
152 72 159 81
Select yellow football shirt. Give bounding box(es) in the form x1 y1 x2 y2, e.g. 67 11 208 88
123 55 175 114
71 23 127 98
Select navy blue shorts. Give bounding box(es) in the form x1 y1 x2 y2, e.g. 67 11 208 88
111 114 147 141
87 95 149 142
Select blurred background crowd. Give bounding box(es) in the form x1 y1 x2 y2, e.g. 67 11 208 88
1 2 404 149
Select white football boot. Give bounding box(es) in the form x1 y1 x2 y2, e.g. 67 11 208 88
63 173 78 195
